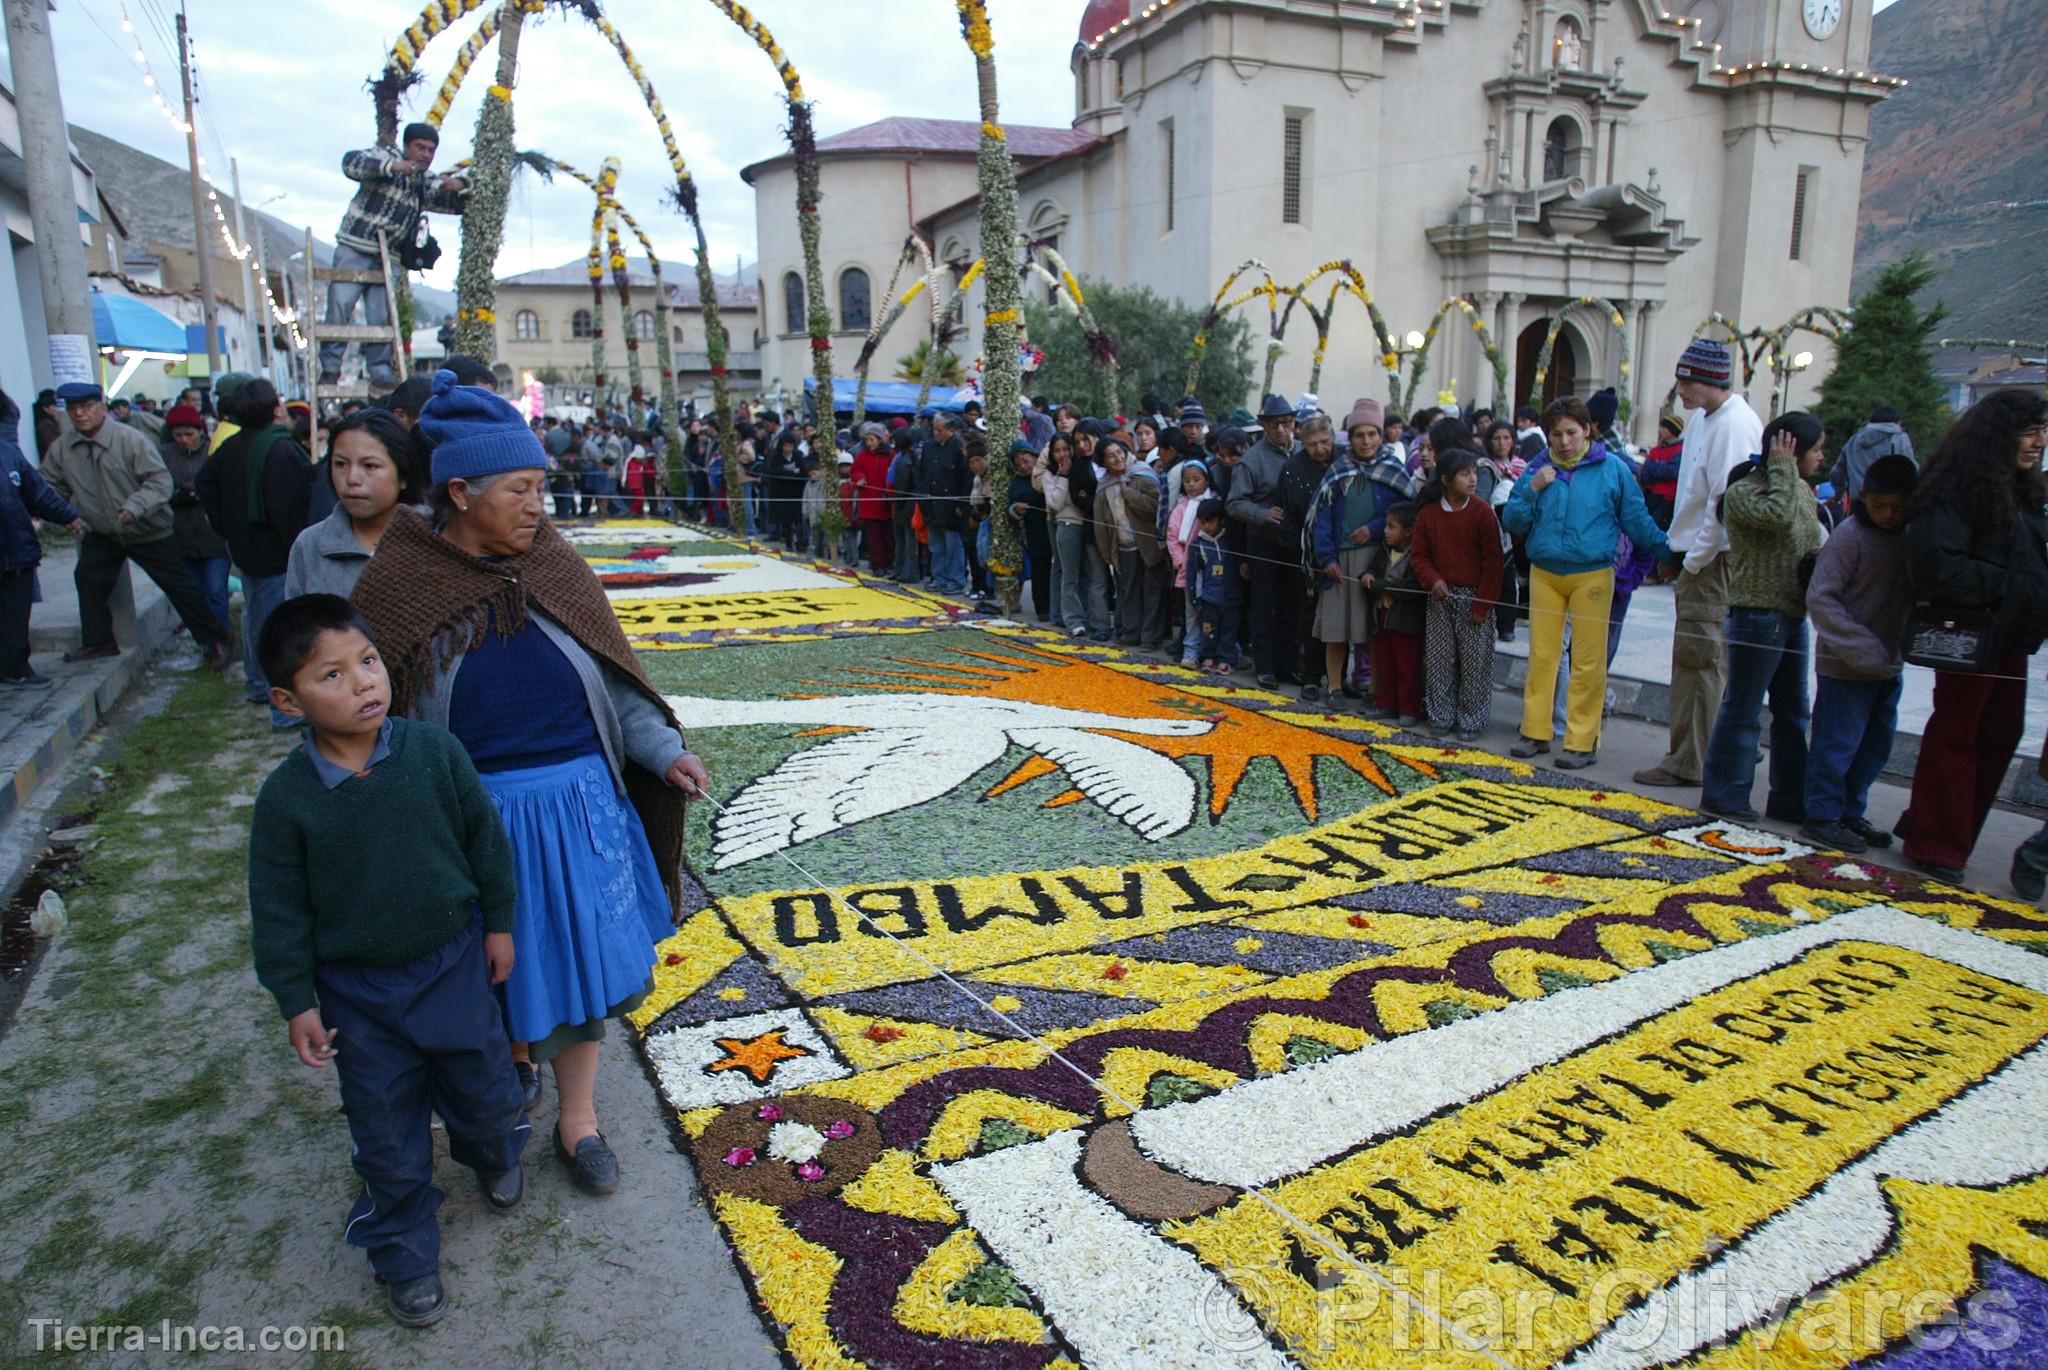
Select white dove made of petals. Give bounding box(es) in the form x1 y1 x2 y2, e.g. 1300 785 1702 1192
663 693 1216 869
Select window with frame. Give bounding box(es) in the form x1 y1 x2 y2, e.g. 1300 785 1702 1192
570 308 594 339
839 267 871 331
1282 114 1305 225
634 310 655 341
1542 117 1581 182
515 309 539 341
783 271 805 333
1789 167 1814 261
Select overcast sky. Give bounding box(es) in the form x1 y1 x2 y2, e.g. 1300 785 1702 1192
20 0 1901 293
17 0 1091 291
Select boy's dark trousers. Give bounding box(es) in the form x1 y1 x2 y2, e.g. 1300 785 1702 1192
1198 600 1239 664
0 566 35 677
891 503 918 580
316 917 529 1283
1804 673 1901 824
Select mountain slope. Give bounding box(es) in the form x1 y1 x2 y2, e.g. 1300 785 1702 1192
1854 0 2048 341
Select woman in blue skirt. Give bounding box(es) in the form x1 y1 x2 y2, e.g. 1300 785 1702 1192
352 371 709 1195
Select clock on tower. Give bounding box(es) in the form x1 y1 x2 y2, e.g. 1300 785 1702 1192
1803 0 1842 39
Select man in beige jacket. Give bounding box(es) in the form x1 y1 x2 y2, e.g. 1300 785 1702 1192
42 383 231 666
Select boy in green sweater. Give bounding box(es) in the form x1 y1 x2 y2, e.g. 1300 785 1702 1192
248 594 528 1328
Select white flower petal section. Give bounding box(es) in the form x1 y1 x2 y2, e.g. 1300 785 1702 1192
764 1120 828 1164
708 726 1010 870
561 523 712 545
1011 726 1198 840
934 1131 1298 1370
601 554 844 598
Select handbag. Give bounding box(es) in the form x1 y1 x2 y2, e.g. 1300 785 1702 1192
1904 603 2002 673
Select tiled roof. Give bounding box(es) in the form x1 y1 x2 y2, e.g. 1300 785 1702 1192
497 256 759 309
742 117 1095 181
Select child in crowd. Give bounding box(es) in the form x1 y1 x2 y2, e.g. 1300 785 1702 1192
1189 498 1238 673
1363 502 1424 724
247 595 528 1329
1163 459 1212 667
1802 453 1916 855
1410 450 1505 740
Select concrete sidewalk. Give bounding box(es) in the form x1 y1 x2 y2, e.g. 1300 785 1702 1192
0 540 181 834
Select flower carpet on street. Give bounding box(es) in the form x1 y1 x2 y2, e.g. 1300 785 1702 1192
574 519 2048 1369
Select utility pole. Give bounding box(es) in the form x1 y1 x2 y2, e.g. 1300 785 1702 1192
229 158 257 370
250 206 275 389
5 0 101 392
176 4 220 376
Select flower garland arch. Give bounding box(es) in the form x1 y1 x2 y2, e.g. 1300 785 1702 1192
1399 298 1511 416
1526 296 1634 428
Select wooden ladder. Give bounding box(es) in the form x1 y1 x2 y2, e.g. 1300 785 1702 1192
304 229 409 459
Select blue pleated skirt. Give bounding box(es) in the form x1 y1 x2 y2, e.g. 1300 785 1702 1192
479 752 672 1055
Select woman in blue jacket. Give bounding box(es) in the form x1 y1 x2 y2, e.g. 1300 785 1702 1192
1500 396 1669 767
0 390 82 687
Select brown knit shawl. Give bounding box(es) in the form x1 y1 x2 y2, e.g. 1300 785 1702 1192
351 508 690 919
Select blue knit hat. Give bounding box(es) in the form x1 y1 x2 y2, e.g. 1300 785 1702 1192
420 369 546 486
1587 386 1619 432
1675 338 1734 388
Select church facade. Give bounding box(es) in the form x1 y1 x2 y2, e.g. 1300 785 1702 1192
751 0 1896 440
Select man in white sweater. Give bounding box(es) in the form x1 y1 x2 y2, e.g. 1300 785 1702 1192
1634 338 1764 788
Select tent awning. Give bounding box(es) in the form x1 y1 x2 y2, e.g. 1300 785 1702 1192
89 292 189 354
804 376 969 417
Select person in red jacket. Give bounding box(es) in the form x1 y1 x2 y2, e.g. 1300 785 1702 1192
849 421 895 573
1409 447 1505 740
1638 415 1684 530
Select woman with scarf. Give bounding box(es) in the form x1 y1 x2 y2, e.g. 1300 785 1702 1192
350 371 709 1196
1304 400 1413 699
1500 397 1669 768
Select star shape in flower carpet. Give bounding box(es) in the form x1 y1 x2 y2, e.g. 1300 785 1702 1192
704 1028 813 1084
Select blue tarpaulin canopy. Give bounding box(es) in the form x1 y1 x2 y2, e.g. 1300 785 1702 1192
90 292 189 354
804 377 969 417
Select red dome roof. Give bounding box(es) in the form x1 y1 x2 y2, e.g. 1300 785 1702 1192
1078 0 1130 45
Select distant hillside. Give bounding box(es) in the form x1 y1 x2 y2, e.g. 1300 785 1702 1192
1854 0 2048 340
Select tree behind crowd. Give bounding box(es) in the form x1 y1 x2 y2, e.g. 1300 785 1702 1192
1024 277 1255 420
1815 253 1952 454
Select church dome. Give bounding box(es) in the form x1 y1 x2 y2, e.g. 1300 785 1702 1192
1078 0 1130 46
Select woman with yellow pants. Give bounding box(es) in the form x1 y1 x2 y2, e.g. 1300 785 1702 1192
1500 397 1673 767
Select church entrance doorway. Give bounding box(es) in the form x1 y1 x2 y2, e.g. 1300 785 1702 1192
1515 316 1584 410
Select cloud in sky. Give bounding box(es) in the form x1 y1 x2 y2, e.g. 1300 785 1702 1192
15 0 1090 291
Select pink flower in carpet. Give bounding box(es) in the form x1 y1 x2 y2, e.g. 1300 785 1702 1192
722 1147 756 1168
797 1162 826 1182
825 1121 855 1139
757 1103 784 1122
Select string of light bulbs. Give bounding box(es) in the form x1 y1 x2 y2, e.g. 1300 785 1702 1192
115 6 191 135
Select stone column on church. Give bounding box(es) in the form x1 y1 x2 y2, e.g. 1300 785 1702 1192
1633 298 1662 446
1473 291 1503 412
1498 293 1524 410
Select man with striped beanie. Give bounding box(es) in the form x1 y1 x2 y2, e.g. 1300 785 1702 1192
1633 337 1764 792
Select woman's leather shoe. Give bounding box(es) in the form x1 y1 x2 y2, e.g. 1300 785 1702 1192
555 1124 620 1195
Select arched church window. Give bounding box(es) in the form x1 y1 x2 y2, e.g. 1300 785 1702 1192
838 268 871 332
783 271 805 334
1552 16 1585 70
1543 117 1583 182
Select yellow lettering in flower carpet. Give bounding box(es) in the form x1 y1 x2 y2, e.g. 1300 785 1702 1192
721 781 1637 997
1163 943 2048 1368
611 586 937 634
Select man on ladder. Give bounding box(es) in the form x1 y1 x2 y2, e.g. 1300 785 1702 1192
319 122 468 396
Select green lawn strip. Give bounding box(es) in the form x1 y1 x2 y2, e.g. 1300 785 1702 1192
0 669 323 1352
